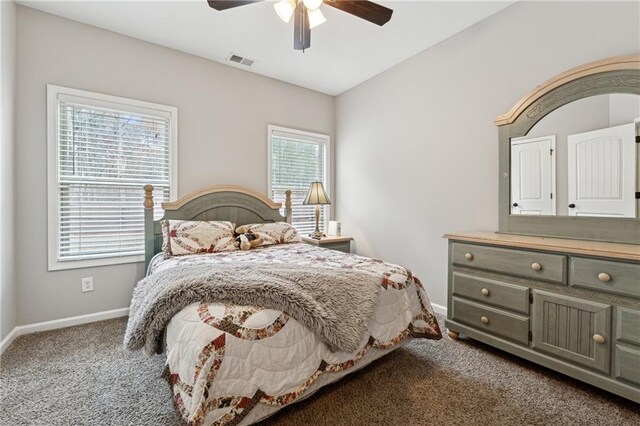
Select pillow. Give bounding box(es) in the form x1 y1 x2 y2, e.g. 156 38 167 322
162 220 237 256
237 222 301 247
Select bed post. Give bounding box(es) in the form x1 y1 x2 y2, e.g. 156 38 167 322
284 190 293 224
144 184 155 271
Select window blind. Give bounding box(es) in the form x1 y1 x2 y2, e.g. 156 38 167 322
56 101 171 262
270 129 328 235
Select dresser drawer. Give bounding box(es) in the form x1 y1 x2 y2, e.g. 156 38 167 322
452 272 530 314
570 257 640 298
615 344 640 386
451 242 566 283
451 297 530 345
616 307 640 346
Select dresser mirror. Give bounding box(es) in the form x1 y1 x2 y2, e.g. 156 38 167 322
510 93 639 218
496 55 640 244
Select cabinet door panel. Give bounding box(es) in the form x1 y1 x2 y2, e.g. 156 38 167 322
532 290 611 373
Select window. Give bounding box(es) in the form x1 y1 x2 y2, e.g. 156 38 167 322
47 85 177 270
268 125 330 235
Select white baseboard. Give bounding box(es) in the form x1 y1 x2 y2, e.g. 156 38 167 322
16 307 130 335
0 307 129 355
431 303 447 316
0 327 18 355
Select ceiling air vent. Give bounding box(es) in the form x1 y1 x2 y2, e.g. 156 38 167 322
227 54 255 67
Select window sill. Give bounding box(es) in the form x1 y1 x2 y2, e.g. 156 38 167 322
47 254 145 271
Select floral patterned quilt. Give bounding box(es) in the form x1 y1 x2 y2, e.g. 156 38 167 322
150 243 442 425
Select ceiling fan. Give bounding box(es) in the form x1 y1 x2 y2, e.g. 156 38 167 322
207 0 393 51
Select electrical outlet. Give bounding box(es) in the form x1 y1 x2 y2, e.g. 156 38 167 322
81 277 94 293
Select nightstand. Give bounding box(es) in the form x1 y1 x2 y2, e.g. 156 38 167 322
301 236 352 253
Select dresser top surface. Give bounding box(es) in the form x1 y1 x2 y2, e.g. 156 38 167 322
444 231 640 261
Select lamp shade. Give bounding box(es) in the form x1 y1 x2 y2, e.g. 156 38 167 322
303 181 331 205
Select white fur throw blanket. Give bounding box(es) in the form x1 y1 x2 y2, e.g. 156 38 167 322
124 262 382 355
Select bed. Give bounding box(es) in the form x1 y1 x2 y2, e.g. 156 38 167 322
128 185 442 425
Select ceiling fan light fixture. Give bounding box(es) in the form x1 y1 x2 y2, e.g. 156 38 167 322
274 0 296 23
307 7 327 29
303 0 323 10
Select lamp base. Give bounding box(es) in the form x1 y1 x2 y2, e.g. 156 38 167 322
309 205 325 239
309 230 325 240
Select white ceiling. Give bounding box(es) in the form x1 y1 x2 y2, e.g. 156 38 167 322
18 0 514 95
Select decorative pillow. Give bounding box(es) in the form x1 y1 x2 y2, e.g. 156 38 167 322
237 222 301 247
162 220 237 256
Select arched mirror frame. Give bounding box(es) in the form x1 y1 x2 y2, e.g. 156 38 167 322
495 55 640 244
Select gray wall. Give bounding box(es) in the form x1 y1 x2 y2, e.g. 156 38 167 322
1 0 17 341
14 6 334 326
335 1 640 309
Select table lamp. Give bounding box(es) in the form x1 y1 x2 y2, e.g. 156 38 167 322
302 181 331 239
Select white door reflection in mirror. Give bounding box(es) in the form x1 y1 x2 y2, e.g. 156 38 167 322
511 136 556 215
567 122 636 218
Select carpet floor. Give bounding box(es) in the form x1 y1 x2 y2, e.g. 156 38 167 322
1 316 638 425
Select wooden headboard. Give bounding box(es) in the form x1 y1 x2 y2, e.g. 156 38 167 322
143 185 292 269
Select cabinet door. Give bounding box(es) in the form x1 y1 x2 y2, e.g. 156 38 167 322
532 290 611 373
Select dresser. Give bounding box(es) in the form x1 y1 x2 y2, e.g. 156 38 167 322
444 231 640 403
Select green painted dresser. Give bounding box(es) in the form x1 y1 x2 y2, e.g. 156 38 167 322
445 231 640 403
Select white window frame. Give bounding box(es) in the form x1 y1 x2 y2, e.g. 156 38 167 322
267 125 331 232
47 85 178 271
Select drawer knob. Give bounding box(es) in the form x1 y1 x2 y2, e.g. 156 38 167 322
480 316 489 324
592 334 606 345
481 288 490 296
465 253 474 261
531 262 542 271
597 272 611 283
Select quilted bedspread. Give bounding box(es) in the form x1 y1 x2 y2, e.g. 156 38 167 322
149 243 442 425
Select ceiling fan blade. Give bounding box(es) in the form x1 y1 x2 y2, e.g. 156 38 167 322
207 0 262 11
324 1 393 26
